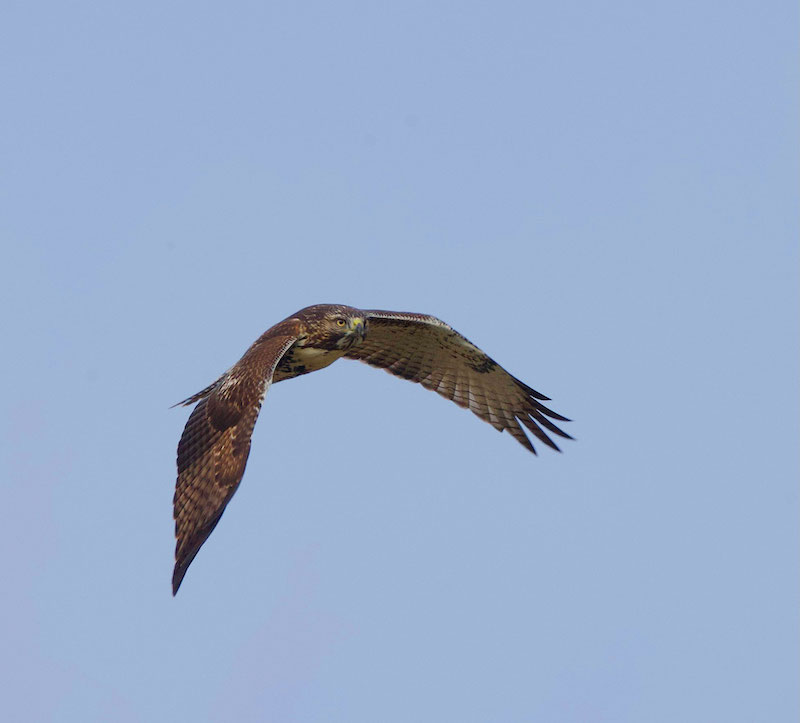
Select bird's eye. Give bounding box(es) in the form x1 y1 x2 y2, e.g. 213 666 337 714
336 318 346 327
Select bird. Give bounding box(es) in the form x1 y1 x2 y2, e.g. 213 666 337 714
171 304 571 594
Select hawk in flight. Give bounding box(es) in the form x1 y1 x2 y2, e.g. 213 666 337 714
172 304 571 594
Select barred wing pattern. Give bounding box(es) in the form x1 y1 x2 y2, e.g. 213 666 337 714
344 311 571 454
172 334 297 594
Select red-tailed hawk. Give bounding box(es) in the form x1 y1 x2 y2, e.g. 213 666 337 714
172 304 571 594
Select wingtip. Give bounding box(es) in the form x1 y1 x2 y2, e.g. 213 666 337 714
545 439 562 453
172 565 185 596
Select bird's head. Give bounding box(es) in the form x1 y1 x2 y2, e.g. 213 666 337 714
294 304 368 350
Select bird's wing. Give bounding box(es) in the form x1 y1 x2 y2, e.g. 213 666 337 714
344 310 571 454
172 333 298 594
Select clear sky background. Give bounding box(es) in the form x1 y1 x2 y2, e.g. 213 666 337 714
1 1 797 721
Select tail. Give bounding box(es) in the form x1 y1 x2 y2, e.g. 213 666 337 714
170 377 223 408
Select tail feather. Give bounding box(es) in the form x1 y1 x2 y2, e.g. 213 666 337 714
170 377 223 408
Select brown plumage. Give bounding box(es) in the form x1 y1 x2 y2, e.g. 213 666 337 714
172 304 571 594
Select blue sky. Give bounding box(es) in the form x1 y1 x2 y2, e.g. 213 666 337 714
1 1 797 721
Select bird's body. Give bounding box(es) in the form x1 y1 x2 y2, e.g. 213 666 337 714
274 345 347 381
171 304 571 594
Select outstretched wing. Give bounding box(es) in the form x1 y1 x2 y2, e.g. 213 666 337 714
344 310 571 454
172 334 297 594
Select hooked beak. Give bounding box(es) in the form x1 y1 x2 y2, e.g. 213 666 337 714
350 317 366 341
